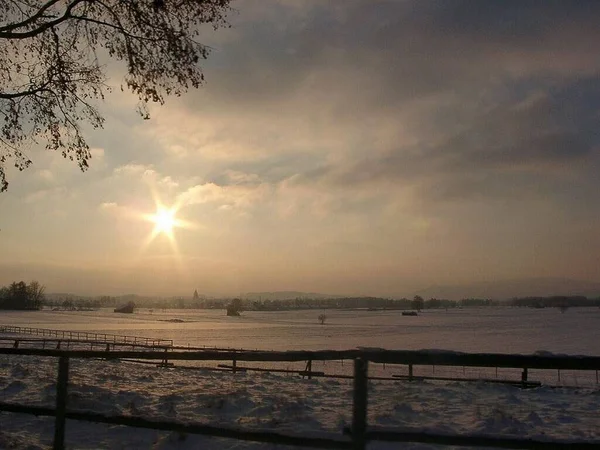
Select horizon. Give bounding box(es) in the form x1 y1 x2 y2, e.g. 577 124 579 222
2 1 600 297
32 275 600 301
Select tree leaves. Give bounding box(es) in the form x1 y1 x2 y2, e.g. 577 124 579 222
0 0 231 191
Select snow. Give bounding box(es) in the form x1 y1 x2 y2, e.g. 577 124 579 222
0 355 598 449
1 306 599 355
0 307 599 449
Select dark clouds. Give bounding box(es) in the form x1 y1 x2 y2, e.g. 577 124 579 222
204 0 600 107
291 85 597 203
182 0 600 206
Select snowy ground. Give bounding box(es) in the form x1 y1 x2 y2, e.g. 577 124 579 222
1 307 599 355
0 354 599 449
0 308 599 449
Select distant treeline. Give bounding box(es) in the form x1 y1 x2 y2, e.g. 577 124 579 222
41 294 472 311
224 295 599 311
44 295 133 310
33 289 600 312
233 296 447 311
509 296 600 308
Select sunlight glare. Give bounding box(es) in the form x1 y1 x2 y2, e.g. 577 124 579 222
140 197 196 247
151 207 177 236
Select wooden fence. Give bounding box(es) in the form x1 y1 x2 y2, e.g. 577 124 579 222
0 347 599 450
0 325 173 347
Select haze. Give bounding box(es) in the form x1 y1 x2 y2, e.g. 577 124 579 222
1 0 599 297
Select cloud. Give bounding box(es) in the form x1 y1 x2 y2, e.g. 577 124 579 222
24 187 67 204
195 0 600 113
280 82 600 207
222 170 261 185
109 163 179 195
127 0 599 211
177 182 271 212
99 201 118 210
89 147 105 162
36 169 55 183
113 163 152 176
97 201 137 220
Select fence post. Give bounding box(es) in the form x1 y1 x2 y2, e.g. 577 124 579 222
232 351 237 374
54 357 69 450
521 368 528 387
306 360 313 379
408 364 413 381
162 348 169 367
352 357 368 450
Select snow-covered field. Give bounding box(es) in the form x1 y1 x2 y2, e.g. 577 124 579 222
0 307 599 449
2 306 599 355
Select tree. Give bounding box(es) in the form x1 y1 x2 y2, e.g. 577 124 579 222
62 298 75 310
0 0 231 191
226 298 242 316
411 295 425 311
0 280 43 309
11 281 29 308
27 280 46 309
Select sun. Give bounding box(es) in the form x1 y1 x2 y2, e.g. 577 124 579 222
142 204 186 243
151 207 177 236
139 197 195 254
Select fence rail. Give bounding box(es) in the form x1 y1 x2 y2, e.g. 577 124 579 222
0 325 173 348
0 347 599 450
3 334 597 385
2 347 599 369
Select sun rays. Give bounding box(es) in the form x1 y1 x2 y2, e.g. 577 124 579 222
140 198 195 254
148 206 178 238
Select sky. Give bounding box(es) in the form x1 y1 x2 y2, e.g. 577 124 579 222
1 0 600 298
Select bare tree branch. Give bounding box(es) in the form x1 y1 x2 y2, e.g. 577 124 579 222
0 0 88 39
0 0 62 33
0 84 52 99
0 0 232 191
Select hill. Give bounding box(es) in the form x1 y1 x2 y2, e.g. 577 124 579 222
414 278 600 300
240 291 342 301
